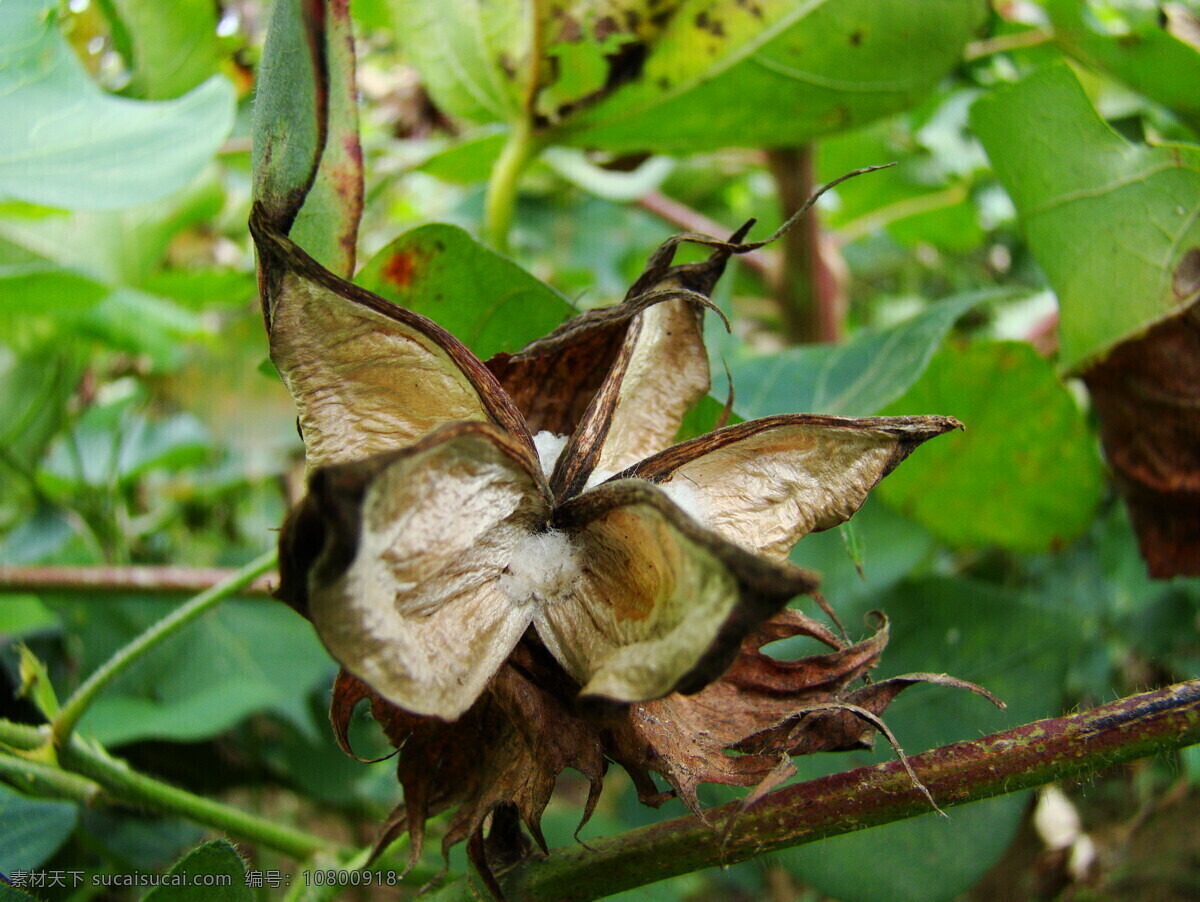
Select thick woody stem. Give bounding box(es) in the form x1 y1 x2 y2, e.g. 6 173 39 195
765 145 844 344
428 680 1200 902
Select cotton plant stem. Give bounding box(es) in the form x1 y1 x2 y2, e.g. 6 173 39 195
429 680 1200 902
0 564 276 597
59 736 334 861
483 119 544 254
0 721 339 862
50 549 278 748
764 145 843 344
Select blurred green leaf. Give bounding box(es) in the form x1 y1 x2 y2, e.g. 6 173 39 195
0 265 109 324
877 340 1103 552
972 64 1200 371
780 577 1076 902
1046 0 1200 133
0 0 234 210
0 783 78 872
42 406 212 491
0 596 60 637
57 597 333 746
725 291 990 418
356 223 574 359
0 351 80 477
143 840 251 902
16 643 60 719
106 0 222 100
415 128 509 184
388 0 528 124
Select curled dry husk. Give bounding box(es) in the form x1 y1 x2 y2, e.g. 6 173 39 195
252 173 1000 892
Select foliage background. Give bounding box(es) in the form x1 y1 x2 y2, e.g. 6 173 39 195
1 0 1199 899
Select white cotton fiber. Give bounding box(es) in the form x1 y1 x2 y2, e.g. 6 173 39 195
499 529 579 607
659 478 709 526
532 431 568 478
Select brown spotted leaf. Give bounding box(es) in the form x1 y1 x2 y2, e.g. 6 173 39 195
1083 298 1200 577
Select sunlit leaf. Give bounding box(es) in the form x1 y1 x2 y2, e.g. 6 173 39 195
105 0 223 100
971 64 1200 371
0 0 234 210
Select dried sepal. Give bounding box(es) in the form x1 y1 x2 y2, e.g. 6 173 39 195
623 414 963 560
251 207 533 470
299 422 550 719
542 480 818 703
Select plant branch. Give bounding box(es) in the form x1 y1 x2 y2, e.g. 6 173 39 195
764 146 844 343
50 550 278 748
0 564 276 597
0 719 340 860
428 680 1200 901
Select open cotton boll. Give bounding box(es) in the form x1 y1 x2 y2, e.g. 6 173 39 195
584 468 616 490
532 431 568 478
499 529 579 607
659 478 710 527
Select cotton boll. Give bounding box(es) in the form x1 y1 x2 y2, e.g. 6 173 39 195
499 529 579 608
532 432 568 478
584 468 616 489
659 478 710 527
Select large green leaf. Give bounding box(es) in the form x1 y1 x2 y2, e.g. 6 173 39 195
143 840 251 902
780 577 1076 902
1045 0 1200 134
393 0 986 152
971 64 1200 371
0 0 234 210
106 0 223 100
0 783 77 872
355 223 575 359
387 0 530 124
253 0 363 278
44 595 332 746
876 340 1103 552
723 291 990 418
562 0 988 152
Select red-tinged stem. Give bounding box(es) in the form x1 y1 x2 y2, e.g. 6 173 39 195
765 145 844 344
428 681 1200 902
0 564 276 597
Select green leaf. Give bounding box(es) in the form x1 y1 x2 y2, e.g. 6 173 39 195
971 64 1200 371
0 265 110 325
253 0 362 277
106 0 223 100
0 783 77 872
16 643 60 719
355 223 575 360
415 128 509 184
395 1 985 152
876 341 1103 552
558 0 988 152
1045 0 1200 134
780 577 1076 902
0 350 80 476
0 596 60 637
724 291 991 418
0 0 235 210
388 0 529 124
56 597 333 746
143 840 251 902
0 885 39 902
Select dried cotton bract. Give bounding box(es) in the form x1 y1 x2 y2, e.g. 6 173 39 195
252 173 998 887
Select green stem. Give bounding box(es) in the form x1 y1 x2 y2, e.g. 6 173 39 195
60 736 330 861
483 119 542 254
51 549 278 749
0 749 101 803
0 722 339 860
428 681 1200 901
